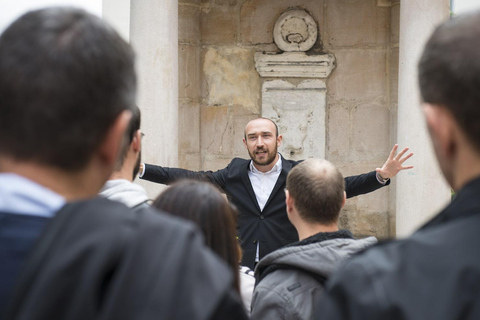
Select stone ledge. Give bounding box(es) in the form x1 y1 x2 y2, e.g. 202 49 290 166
254 52 335 78
377 0 400 7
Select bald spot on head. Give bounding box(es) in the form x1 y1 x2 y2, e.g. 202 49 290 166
286 158 345 224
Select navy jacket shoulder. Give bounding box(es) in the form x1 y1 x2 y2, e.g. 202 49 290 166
3 198 247 320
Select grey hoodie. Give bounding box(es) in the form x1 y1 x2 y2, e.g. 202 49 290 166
250 230 377 320
99 179 150 209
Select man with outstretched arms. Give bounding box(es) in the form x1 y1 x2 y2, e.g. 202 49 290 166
140 117 413 268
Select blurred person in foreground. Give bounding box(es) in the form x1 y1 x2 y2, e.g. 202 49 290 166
250 159 377 319
317 10 480 320
0 7 246 320
99 105 150 209
153 180 255 315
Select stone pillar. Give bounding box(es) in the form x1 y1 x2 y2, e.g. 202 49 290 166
396 0 451 237
130 0 178 199
102 0 131 41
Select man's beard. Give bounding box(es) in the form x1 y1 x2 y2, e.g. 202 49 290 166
249 146 277 167
132 151 141 180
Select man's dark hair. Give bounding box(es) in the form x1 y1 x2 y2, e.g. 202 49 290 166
115 105 141 170
0 7 136 171
286 159 345 224
419 10 480 152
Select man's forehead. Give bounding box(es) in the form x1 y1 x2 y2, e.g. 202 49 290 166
245 119 276 134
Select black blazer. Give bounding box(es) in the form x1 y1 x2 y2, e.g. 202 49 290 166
142 155 388 269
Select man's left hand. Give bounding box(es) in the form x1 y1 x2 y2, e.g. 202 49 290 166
376 144 414 180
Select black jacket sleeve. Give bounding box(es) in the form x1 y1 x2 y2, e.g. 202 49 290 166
344 171 389 198
141 164 229 191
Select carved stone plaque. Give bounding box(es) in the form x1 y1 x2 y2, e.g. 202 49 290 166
262 79 326 160
273 9 317 52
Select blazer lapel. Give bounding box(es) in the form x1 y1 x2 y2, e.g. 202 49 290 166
240 161 262 213
263 155 292 210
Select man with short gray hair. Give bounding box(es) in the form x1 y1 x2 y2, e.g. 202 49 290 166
250 159 377 320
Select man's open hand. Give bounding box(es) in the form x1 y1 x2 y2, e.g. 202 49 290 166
376 144 414 180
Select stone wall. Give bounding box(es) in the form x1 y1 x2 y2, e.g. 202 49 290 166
178 0 400 239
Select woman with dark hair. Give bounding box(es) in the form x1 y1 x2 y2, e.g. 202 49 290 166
153 180 242 294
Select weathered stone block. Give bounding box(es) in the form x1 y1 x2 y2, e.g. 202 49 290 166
231 112 258 157
240 0 323 45
328 49 387 101
336 162 385 183
179 4 201 44
327 103 351 162
202 47 260 113
355 185 389 214
179 152 202 170
179 101 200 153
201 105 233 155
390 3 400 44
339 209 390 239
179 45 201 100
389 46 399 103
326 0 389 47
180 0 201 4
201 6 237 45
352 104 390 161
202 0 238 5
201 154 234 171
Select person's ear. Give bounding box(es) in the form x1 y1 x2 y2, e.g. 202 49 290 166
132 130 141 153
285 190 293 212
423 103 455 159
341 191 346 209
277 134 283 147
98 110 131 167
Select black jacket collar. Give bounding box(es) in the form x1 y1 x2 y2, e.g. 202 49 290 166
285 229 354 248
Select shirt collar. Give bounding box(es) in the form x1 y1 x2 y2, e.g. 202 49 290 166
0 173 65 218
249 154 283 174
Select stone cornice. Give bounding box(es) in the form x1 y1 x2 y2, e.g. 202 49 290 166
254 52 335 78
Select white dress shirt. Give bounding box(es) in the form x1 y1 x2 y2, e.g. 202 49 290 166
248 155 282 262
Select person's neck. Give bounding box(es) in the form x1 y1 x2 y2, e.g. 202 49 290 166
452 146 480 192
109 151 139 182
296 221 339 241
109 164 134 182
0 157 109 201
252 153 280 173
